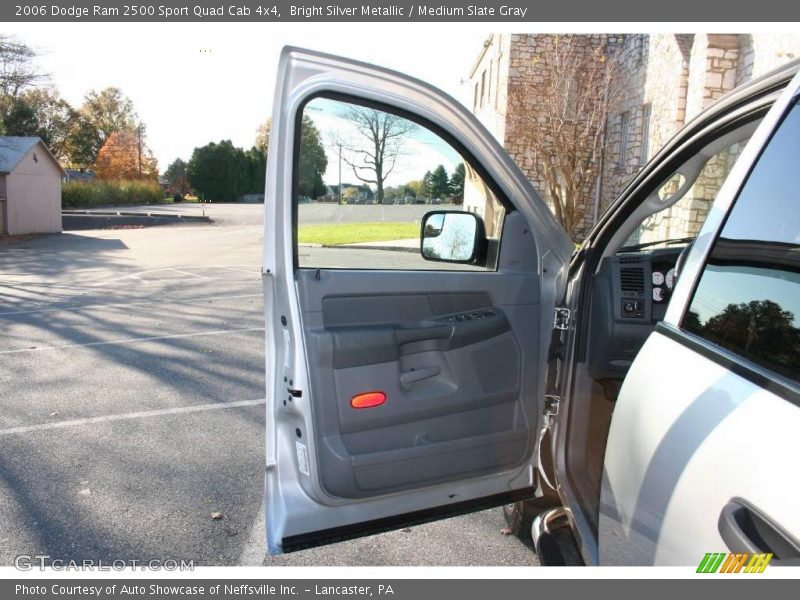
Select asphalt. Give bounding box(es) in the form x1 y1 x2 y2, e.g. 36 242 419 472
0 203 536 567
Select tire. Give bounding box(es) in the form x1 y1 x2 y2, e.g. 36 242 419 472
502 499 552 546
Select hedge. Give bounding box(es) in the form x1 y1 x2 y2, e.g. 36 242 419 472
62 180 165 208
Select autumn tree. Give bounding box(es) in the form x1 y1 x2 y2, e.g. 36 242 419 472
337 106 415 204
66 87 139 168
94 129 158 180
254 119 270 153
2 88 76 160
508 35 619 240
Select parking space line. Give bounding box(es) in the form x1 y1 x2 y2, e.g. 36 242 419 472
0 398 266 436
87 267 203 287
0 293 263 317
170 268 213 280
0 326 265 354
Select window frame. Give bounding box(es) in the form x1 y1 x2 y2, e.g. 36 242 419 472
668 99 800 405
291 91 514 273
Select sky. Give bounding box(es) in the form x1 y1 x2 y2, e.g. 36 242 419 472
8 23 489 170
305 97 463 188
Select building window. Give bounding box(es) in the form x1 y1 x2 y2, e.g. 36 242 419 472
633 34 646 65
640 104 651 165
488 60 493 105
480 69 487 109
618 111 631 168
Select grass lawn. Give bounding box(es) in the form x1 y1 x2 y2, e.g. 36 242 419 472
297 222 418 246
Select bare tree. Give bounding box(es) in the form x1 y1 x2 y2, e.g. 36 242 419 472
0 35 44 100
508 35 619 239
337 106 415 204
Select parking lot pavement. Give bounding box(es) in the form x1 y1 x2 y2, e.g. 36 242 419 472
0 209 535 566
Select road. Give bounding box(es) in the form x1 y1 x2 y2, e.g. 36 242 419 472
0 203 535 567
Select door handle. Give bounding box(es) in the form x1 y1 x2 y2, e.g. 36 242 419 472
399 366 441 386
718 499 800 564
395 326 451 345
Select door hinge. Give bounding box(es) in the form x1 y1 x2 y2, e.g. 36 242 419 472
553 307 571 331
544 394 560 416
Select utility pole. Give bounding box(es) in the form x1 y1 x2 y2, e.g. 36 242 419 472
137 124 143 179
337 143 342 205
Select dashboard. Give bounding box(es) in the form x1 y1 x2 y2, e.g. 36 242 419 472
587 247 685 380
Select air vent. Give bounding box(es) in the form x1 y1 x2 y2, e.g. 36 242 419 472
620 267 645 293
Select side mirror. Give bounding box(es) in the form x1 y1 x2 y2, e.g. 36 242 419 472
420 211 485 264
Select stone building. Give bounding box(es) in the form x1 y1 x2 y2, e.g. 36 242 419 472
467 33 800 241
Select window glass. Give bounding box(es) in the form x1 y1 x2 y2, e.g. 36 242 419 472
683 102 800 385
640 104 651 165
618 111 630 168
622 137 750 249
296 97 504 271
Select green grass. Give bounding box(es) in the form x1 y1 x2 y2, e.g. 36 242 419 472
297 222 418 246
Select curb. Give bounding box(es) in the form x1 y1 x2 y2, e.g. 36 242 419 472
62 210 211 221
62 212 213 231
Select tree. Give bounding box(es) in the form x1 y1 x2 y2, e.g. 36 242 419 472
2 97 37 136
0 35 50 139
66 87 139 167
428 164 450 199
449 163 466 203
337 105 415 204
406 180 424 197
297 116 327 198
508 35 619 240
187 140 249 202
254 119 270 153
243 146 267 195
2 88 76 160
3 89 77 163
164 158 191 196
63 115 102 169
256 116 326 198
81 87 137 141
422 170 433 197
692 299 800 378
94 129 157 180
400 183 417 199
0 35 44 102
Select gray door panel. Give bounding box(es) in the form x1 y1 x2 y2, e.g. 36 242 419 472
298 271 541 499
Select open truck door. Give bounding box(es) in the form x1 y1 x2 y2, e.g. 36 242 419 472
263 47 573 554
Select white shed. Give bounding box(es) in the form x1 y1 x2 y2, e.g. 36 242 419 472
0 137 65 235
